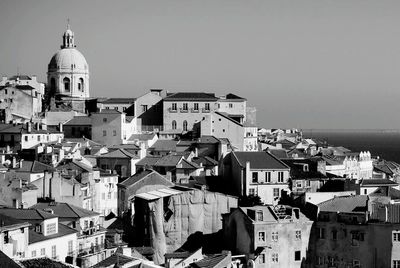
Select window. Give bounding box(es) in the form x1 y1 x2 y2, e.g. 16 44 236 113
114 107 118 110
272 253 279 263
103 118 107 122
229 103 233 108
24 136 28 142
249 188 255 196
46 223 57 235
394 232 400 241
353 260 361 267
272 231 278 242
5 89 7 94
278 171 284 182
106 106 110 110
364 189 367 195
331 230 337 240
194 103 199 111
182 103 188 111
394 260 400 268
113 130 117 136
78 78 84 91
306 180 311 187
123 107 127 111
51 245 56 258
317 256 323 265
204 103 210 111
172 103 177 111
294 251 301 261
317 228 326 239
273 188 280 198
63 77 70 92
258 254 265 264
31 250 36 257
41 248 45 256
265 172 271 182
252 172 258 183
295 230 301 240
258 231 265 242
108 192 111 199
68 240 73 255
142 105 148 112
172 120 177 130
3 231 9 244
256 211 263 221
103 130 106 136
183 120 188 131
37 135 41 141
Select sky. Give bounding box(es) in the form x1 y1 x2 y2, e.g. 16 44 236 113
0 0 400 129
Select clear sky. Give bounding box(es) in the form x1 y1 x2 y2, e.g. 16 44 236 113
0 0 399 129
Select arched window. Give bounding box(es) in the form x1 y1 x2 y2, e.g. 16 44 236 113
78 78 84 91
172 120 177 130
50 78 56 93
183 120 188 131
63 77 70 92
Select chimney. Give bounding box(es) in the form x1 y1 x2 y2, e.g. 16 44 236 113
58 122 63 133
35 122 40 130
0 155 4 164
19 159 23 169
12 157 17 168
6 145 10 153
26 122 32 133
42 123 47 131
31 75 37 82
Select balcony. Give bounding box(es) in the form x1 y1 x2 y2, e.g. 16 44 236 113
168 108 177 113
190 108 199 113
201 108 210 113
179 108 189 113
80 226 100 237
78 243 105 257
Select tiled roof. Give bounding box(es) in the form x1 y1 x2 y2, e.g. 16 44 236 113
16 160 55 173
101 98 136 104
19 257 76 268
154 154 182 167
15 85 35 90
64 116 91 126
164 92 218 101
56 159 93 172
360 178 398 187
30 202 99 219
0 214 30 232
165 251 192 259
233 151 289 170
108 144 140 151
268 149 289 159
92 253 137 268
192 156 218 167
215 112 243 126
0 250 20 268
198 136 220 144
9 75 32 80
318 195 368 213
225 93 246 100
119 169 154 187
0 124 61 134
29 223 77 244
128 133 156 141
179 159 201 170
136 156 162 167
148 140 178 152
0 208 57 220
191 253 230 268
95 109 122 114
97 148 138 159
370 187 400 199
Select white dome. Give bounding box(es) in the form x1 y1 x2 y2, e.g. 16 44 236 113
48 48 88 73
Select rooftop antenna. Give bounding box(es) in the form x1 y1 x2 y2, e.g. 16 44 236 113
17 66 20 76
67 18 70 29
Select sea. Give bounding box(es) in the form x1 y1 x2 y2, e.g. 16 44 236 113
302 129 400 163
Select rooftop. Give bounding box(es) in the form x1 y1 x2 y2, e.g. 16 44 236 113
30 202 99 219
360 178 398 187
19 257 77 268
148 140 178 152
233 151 289 170
97 148 138 159
101 98 136 104
29 223 78 244
64 116 91 126
164 92 219 101
318 195 368 213
0 208 57 221
15 160 55 173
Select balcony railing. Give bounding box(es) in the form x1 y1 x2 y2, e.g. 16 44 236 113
179 108 189 113
201 108 210 113
78 243 105 257
80 226 100 236
168 108 177 113
190 108 199 113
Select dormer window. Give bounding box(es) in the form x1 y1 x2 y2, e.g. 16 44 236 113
256 211 263 221
303 164 309 172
